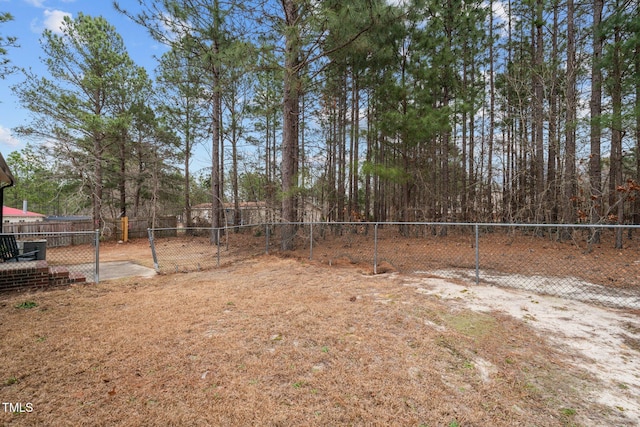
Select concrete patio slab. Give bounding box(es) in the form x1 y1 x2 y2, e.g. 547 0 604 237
99 261 156 281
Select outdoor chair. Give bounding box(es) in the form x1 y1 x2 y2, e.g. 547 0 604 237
0 233 39 262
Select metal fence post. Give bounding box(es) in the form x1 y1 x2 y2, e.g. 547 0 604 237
217 228 221 267
265 223 270 254
374 223 378 274
148 228 159 273
309 222 313 260
95 229 100 283
475 224 480 284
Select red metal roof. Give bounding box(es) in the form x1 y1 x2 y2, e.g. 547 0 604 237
2 206 45 217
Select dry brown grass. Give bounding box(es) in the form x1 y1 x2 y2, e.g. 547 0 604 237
0 250 631 426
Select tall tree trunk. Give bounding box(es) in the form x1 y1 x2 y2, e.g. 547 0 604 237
469 58 476 220
533 0 545 221
231 102 240 227
461 53 468 221
547 1 559 223
441 0 452 226
219 101 225 222
610 21 624 249
564 0 577 225
338 75 347 222
281 0 301 250
133 136 145 218
441 94 450 225
364 90 372 221
93 140 103 230
487 0 495 221
505 0 514 222
589 0 604 242
184 114 192 228
350 71 360 217
119 130 127 218
211 57 221 241
210 0 222 244
326 99 336 221
460 60 471 222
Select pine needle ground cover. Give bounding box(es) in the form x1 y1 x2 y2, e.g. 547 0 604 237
1 247 637 426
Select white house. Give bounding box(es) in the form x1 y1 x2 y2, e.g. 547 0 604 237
2 206 45 223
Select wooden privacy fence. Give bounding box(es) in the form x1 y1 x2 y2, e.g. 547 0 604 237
4 220 94 247
4 216 177 245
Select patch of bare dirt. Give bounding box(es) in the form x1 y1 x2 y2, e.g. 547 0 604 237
1 253 638 426
98 240 155 265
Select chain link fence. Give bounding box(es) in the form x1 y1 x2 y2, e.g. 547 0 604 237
147 226 266 274
5 231 100 290
148 222 640 309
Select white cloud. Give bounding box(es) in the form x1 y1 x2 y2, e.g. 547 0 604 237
30 9 72 35
492 0 509 22
43 9 71 35
0 126 20 148
485 0 517 40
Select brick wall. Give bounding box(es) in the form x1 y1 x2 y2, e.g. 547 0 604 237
0 261 86 293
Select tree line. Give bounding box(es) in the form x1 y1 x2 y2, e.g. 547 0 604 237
2 0 639 249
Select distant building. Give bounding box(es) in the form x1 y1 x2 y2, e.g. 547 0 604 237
2 206 46 223
190 200 323 225
192 201 270 226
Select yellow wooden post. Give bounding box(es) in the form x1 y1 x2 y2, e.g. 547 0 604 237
121 216 129 242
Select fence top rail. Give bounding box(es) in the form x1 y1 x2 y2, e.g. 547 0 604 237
482 222 640 229
12 230 99 236
367 221 640 230
286 221 640 230
148 221 640 231
148 224 264 232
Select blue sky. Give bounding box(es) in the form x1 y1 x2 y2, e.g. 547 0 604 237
0 0 163 156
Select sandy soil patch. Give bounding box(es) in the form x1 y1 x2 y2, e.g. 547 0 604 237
406 273 640 422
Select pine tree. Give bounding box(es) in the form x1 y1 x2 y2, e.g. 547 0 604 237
13 13 141 229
